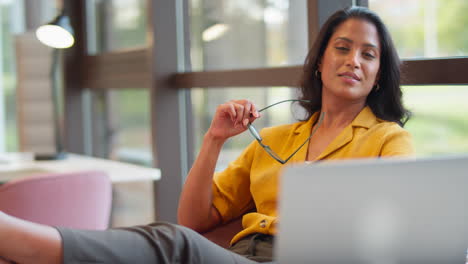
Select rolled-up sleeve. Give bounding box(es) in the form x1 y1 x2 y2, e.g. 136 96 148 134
211 141 257 223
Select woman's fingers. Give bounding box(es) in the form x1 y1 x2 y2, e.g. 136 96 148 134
209 100 262 140
234 100 261 127
251 103 259 118
249 103 260 123
226 103 237 122
241 102 252 127
219 100 261 128
233 103 245 126
216 102 238 122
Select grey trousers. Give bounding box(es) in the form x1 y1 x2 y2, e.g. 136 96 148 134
57 222 276 264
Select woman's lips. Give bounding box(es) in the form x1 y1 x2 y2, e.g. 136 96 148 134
338 72 361 81
338 72 361 84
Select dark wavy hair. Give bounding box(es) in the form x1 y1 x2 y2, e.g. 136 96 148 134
299 6 411 126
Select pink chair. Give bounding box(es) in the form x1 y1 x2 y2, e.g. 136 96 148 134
0 170 112 230
202 218 243 248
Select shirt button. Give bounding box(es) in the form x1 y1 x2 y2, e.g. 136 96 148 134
259 219 267 228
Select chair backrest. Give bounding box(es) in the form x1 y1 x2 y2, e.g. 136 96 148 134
0 170 112 230
201 218 243 248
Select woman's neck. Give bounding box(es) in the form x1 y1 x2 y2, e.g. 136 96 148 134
318 100 365 130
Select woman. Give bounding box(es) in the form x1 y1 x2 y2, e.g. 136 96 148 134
0 6 413 264
178 4 411 261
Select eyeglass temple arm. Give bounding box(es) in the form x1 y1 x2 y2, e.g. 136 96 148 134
248 99 312 137
257 99 312 113
264 146 286 164
247 124 262 141
282 111 326 163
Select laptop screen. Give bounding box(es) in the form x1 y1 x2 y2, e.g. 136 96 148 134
275 156 468 264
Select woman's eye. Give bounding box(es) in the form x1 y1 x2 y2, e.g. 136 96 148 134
335 47 349 52
363 52 376 59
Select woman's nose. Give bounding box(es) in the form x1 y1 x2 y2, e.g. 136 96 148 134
345 51 360 69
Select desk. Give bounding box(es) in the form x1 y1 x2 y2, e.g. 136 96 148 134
0 153 160 183
0 153 161 227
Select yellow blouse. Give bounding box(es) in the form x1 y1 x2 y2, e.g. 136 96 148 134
211 106 414 244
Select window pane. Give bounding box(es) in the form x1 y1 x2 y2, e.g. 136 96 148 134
112 89 152 166
190 0 308 71
191 87 300 171
93 89 152 166
1 0 27 152
370 0 468 58
403 86 468 156
86 0 147 54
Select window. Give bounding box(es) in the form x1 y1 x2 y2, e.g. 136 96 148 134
190 0 308 71
86 0 147 54
91 89 153 166
370 0 468 58
84 0 151 166
403 85 468 156
111 89 152 166
0 0 27 152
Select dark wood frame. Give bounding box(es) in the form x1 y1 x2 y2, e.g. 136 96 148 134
83 48 151 90
80 56 468 90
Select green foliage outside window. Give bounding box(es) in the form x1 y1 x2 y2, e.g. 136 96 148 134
404 86 468 156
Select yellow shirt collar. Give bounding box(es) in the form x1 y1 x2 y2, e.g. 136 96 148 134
290 106 377 162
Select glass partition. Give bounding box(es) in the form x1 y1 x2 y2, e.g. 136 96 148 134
403 85 468 156
370 0 468 59
190 0 308 71
1 0 27 151
91 89 152 166
86 0 147 54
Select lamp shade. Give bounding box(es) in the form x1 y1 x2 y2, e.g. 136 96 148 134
36 14 74 49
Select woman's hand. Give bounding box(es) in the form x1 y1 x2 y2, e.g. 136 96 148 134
207 100 261 141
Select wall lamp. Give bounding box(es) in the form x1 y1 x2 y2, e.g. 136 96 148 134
36 12 75 49
34 11 74 159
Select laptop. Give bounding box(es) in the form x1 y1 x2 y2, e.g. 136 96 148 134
275 155 468 264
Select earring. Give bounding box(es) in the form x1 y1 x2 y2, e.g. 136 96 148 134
315 70 320 79
374 84 380 91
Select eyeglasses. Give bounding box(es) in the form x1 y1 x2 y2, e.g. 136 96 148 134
247 99 325 164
